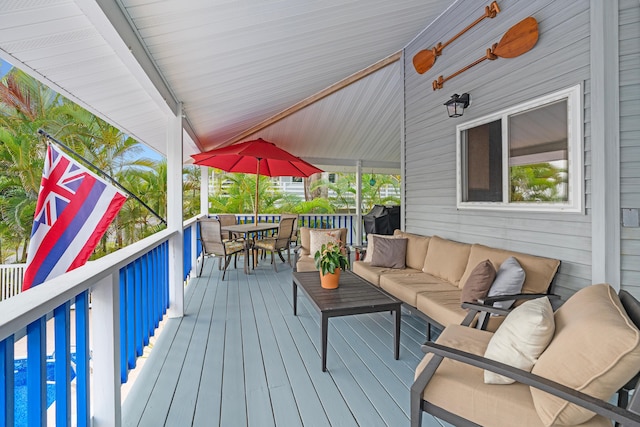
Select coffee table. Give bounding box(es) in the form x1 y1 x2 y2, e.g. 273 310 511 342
292 270 402 372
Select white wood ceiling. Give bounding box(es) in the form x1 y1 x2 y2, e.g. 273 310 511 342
0 0 453 169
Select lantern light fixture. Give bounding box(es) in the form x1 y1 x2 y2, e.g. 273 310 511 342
444 93 471 118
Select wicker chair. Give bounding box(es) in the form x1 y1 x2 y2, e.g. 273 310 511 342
252 217 295 272
198 218 244 280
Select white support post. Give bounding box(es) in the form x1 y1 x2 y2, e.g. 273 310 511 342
91 274 121 427
167 103 184 317
590 0 620 288
356 160 363 245
200 166 209 217
400 50 406 231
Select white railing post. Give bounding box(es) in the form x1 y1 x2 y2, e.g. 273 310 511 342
167 103 184 318
356 161 363 245
91 273 121 427
200 166 209 216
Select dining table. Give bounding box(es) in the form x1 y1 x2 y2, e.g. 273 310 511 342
221 222 280 274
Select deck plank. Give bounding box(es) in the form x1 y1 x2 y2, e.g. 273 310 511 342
122 259 446 426
191 272 229 426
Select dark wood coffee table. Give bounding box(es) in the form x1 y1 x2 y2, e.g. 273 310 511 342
292 270 402 372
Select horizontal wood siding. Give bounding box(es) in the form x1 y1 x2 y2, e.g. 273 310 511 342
403 0 592 298
619 0 640 296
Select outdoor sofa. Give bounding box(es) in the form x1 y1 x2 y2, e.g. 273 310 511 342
352 230 561 337
411 283 640 426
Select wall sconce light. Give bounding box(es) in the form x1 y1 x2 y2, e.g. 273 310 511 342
444 93 470 118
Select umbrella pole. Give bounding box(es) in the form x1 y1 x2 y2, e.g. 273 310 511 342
254 160 260 225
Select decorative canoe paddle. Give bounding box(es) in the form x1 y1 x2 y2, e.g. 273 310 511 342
432 16 539 90
412 1 500 75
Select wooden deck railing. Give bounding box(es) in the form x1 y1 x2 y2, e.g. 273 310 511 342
0 263 25 301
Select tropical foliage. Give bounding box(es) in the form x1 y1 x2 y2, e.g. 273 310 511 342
0 67 401 263
510 163 568 202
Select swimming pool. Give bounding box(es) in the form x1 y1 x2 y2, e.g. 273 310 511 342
13 353 76 426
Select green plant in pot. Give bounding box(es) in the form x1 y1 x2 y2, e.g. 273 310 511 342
314 241 349 289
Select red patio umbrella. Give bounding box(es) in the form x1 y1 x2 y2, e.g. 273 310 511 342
192 138 323 224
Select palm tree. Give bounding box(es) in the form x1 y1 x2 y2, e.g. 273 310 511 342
0 69 64 260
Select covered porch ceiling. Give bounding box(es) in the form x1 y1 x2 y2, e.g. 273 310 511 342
0 0 454 172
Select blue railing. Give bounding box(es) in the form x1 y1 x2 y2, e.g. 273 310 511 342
0 222 186 427
232 213 361 245
120 242 169 384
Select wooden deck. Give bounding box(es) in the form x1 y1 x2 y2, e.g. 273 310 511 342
122 257 447 426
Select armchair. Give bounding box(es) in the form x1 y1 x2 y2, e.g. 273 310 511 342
411 284 640 427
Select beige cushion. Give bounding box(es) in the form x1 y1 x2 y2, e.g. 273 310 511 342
295 255 317 272
309 229 341 258
415 325 612 427
460 260 496 304
380 273 452 306
371 237 407 268
224 240 245 254
363 233 398 262
460 244 560 295
416 290 469 328
393 230 430 270
299 227 347 257
531 283 640 426
422 236 471 287
352 261 421 287
484 297 555 385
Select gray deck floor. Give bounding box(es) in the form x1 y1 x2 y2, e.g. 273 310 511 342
122 257 448 427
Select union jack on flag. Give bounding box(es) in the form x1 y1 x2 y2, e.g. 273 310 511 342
23 143 127 291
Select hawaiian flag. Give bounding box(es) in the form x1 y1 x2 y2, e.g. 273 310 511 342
23 143 127 291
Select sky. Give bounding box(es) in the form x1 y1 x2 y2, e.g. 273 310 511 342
0 58 164 161
0 59 12 78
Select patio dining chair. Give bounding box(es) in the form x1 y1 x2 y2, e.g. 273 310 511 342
216 213 243 239
252 217 295 272
198 218 245 280
280 214 299 247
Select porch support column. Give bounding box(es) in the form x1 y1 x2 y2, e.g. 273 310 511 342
167 103 184 317
200 166 209 216
400 50 406 231
590 0 620 288
356 160 363 245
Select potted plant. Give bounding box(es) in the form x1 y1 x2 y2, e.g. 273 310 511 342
314 241 349 289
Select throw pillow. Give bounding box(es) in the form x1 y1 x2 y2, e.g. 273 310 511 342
460 260 496 304
487 256 526 310
363 234 398 262
309 229 341 259
483 297 555 384
370 238 407 268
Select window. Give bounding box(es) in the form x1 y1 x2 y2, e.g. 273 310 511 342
457 85 582 212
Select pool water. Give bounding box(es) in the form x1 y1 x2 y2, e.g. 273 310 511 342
14 354 76 426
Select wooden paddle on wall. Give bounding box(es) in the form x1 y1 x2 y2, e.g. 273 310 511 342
432 16 538 90
412 1 500 75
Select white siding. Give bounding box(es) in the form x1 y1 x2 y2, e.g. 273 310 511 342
403 0 592 298
619 0 640 295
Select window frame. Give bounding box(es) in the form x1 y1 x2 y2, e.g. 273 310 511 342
456 84 583 213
